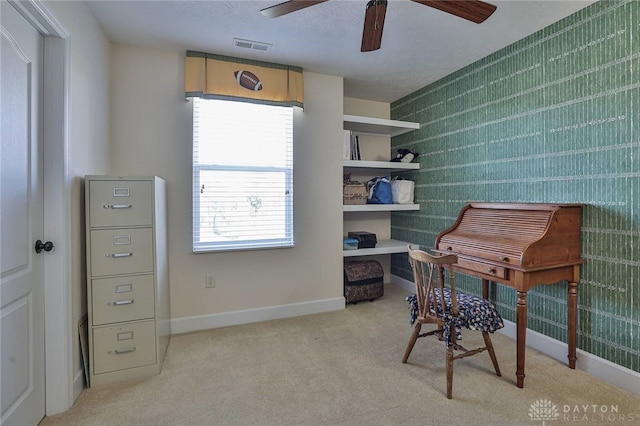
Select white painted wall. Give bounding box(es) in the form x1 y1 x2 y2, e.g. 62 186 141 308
109 44 344 326
45 0 111 403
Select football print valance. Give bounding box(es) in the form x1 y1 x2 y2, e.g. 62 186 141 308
184 51 303 108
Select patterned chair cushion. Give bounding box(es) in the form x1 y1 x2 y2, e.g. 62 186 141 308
406 289 504 347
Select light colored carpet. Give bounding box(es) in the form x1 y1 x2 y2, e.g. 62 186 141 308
41 284 639 426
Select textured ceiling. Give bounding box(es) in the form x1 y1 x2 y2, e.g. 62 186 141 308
86 0 596 103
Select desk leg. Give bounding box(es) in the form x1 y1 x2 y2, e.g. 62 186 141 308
482 279 489 299
516 291 527 388
568 280 578 369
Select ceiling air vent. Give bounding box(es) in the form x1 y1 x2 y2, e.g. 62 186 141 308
233 38 272 52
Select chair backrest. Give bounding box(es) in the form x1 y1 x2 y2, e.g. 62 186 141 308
407 245 459 324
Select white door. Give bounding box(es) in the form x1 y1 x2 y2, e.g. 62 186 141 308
1 2 46 425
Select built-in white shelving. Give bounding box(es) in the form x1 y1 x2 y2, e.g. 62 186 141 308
343 239 411 257
343 114 420 137
343 160 419 174
343 203 420 212
342 115 420 258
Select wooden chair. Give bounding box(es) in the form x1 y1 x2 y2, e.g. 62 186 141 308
402 245 502 399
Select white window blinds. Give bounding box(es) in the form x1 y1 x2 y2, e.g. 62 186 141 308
192 98 294 252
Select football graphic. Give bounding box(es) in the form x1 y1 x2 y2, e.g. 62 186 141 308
234 70 263 91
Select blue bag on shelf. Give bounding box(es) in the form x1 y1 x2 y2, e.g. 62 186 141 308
366 176 392 204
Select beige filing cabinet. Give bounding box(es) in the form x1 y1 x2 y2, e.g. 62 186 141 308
85 176 170 387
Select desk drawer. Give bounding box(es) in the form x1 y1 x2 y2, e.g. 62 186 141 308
92 320 156 374
456 257 508 279
89 180 152 228
90 228 153 276
92 275 155 325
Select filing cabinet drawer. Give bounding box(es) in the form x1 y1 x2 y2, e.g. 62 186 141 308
93 320 157 374
90 228 153 276
89 180 153 228
92 274 155 325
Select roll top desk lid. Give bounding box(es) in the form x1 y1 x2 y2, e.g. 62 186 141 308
435 203 583 271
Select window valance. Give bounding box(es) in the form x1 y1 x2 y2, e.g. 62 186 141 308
184 51 303 108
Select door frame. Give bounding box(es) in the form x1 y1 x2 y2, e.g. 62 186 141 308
9 0 74 415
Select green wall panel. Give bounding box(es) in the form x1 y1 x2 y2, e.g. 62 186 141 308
390 0 639 373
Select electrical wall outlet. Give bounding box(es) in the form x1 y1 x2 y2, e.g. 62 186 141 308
205 274 216 288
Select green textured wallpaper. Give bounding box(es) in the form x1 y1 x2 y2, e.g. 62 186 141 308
390 0 639 372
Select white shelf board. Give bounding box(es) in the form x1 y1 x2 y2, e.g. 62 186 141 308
343 160 419 173
343 239 411 257
343 115 419 137
343 203 420 212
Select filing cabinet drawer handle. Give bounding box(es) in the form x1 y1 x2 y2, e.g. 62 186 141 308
108 252 133 258
114 299 135 306
103 204 132 209
113 347 136 355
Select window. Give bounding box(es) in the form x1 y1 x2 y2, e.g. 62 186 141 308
192 98 293 252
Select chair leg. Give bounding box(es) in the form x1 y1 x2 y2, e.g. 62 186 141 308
402 323 422 363
446 346 454 399
482 331 501 377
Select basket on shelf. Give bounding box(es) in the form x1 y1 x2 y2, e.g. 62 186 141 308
343 181 368 205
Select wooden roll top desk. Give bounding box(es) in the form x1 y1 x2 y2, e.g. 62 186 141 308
434 202 583 388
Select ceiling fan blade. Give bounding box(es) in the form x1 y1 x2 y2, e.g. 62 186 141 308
411 0 496 24
361 0 387 52
260 0 329 18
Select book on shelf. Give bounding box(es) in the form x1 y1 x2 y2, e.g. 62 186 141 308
343 130 351 160
343 130 361 161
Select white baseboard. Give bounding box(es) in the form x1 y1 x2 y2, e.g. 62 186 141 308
170 297 346 335
498 320 640 395
391 274 415 294
390 274 640 396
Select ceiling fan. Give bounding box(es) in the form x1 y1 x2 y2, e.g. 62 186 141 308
260 0 497 52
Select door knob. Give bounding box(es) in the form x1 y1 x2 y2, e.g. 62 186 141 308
35 239 54 253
